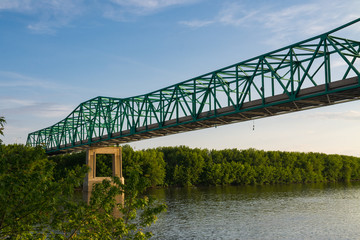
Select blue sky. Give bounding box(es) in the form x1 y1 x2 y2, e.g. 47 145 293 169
1 0 360 156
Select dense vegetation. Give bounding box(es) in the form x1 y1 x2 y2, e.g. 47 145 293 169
0 144 166 239
51 145 360 187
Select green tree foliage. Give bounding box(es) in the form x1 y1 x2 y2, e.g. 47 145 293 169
50 151 86 181
0 117 5 143
156 147 360 186
51 145 167 187
50 174 166 239
160 146 206 186
48 145 360 188
141 149 166 187
123 145 166 187
0 144 87 238
95 154 113 177
0 144 166 239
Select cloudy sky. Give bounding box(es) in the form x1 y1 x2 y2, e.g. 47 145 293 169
1 0 360 156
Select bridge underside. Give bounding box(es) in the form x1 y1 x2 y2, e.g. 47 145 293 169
51 77 359 155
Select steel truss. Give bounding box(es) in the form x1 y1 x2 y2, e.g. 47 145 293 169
27 19 360 154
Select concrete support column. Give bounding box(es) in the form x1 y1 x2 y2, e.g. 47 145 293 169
83 146 124 192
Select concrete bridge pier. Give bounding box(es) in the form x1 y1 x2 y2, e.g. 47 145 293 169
83 146 124 192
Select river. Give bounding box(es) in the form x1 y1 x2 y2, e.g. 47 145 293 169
146 182 360 239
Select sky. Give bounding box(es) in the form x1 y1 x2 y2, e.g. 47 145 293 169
1 0 360 156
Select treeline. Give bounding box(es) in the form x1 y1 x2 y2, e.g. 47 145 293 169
51 146 360 187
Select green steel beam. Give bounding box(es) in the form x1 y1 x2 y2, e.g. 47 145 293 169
27 18 360 154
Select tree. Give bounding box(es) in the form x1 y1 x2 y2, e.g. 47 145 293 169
50 151 86 181
0 144 82 238
0 116 5 143
50 175 166 239
160 146 205 186
0 144 166 239
123 145 166 187
141 149 166 187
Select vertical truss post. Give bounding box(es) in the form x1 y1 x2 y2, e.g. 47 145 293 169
290 48 295 99
214 76 217 115
236 66 239 110
261 58 265 105
160 91 163 126
131 98 135 134
176 86 179 124
271 71 275 96
227 82 230 107
324 38 331 91
192 79 196 119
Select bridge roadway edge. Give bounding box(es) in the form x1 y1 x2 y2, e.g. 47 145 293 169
47 76 360 155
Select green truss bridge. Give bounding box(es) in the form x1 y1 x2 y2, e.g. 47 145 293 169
27 19 360 155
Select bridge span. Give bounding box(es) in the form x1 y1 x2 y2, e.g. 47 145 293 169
27 19 360 154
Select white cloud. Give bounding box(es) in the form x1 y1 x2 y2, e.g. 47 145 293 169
178 2 258 28
179 19 213 28
1 0 359 35
305 110 360 121
0 98 35 109
0 0 32 11
28 0 85 34
34 103 74 118
104 0 198 21
27 22 57 34
252 0 360 46
179 0 360 47
1 100 74 119
110 0 195 9
0 0 200 32
217 2 258 27
0 70 75 90
0 0 85 34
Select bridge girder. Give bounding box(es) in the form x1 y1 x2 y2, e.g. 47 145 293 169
27 19 360 154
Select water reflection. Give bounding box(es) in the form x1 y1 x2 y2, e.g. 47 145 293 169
147 182 360 239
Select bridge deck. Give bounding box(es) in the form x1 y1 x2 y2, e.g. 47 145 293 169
50 76 360 154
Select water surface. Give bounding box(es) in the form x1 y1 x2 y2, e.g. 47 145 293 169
147 182 360 239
